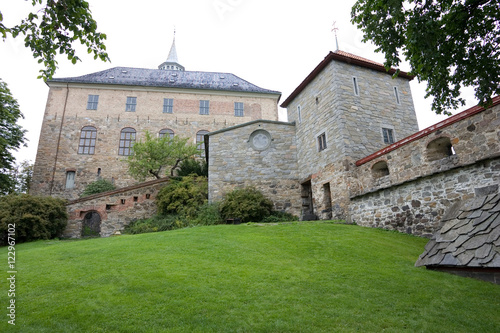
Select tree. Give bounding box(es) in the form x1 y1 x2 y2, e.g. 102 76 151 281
127 131 200 181
1 0 109 80
0 82 27 195
351 0 500 115
0 0 109 193
7 160 33 194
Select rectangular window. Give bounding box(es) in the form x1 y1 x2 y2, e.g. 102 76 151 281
163 98 173 113
394 87 400 104
65 171 75 189
199 100 209 115
125 97 137 112
234 102 244 117
297 105 302 123
353 77 359 96
382 128 395 144
87 95 99 110
318 132 327 152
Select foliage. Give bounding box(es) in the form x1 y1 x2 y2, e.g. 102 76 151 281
0 81 27 195
156 176 208 217
1 0 110 80
262 211 299 223
127 131 199 181
80 179 115 197
3 159 32 195
192 202 224 226
351 0 500 115
2 224 500 332
0 194 67 245
124 215 189 235
220 187 274 223
176 158 208 177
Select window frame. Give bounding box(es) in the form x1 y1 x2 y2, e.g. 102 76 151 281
196 130 209 157
234 102 244 117
317 132 327 152
159 128 174 139
65 171 75 189
297 105 302 123
163 98 173 113
86 94 99 110
382 127 395 144
394 86 401 104
125 97 137 112
352 77 359 96
118 127 136 156
199 100 210 115
78 126 97 155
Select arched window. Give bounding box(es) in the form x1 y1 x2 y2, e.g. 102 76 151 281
159 128 174 139
119 128 136 156
78 126 97 154
372 161 390 178
196 130 209 157
427 137 455 162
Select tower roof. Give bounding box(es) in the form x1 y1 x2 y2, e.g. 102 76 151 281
159 33 185 71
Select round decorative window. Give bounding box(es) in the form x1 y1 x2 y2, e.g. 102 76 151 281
249 129 272 151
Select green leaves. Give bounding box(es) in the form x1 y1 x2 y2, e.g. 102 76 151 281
352 0 500 115
3 0 110 80
126 131 200 181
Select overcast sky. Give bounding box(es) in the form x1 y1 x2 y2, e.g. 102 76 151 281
2 0 477 164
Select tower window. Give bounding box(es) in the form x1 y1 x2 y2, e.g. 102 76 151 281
353 77 359 96
86 95 99 110
394 87 400 104
199 100 210 115
297 105 302 123
119 127 136 156
317 132 327 152
163 98 173 113
382 128 395 144
234 102 244 117
78 126 97 154
125 97 137 112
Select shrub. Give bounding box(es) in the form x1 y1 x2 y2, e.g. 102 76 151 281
156 176 208 217
0 194 68 245
220 187 274 223
176 158 208 177
262 211 299 223
80 179 115 197
124 215 189 235
193 202 223 226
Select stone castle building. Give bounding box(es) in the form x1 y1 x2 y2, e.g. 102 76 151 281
30 37 281 199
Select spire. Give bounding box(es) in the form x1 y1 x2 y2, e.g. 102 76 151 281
159 29 185 71
331 21 339 51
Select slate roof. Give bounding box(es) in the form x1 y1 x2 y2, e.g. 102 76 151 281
415 193 500 268
48 67 281 95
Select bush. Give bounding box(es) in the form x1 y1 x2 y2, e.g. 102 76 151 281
0 194 68 245
156 175 208 217
81 179 115 197
124 215 189 235
220 187 274 223
176 158 208 177
262 211 299 223
193 202 224 226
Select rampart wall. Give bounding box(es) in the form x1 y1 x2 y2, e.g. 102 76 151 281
349 99 500 237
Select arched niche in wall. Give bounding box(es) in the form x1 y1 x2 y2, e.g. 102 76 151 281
426 137 455 162
372 160 390 178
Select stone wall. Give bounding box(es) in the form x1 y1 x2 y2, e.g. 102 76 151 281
207 120 301 217
349 99 500 236
286 59 419 181
65 178 169 238
31 84 279 200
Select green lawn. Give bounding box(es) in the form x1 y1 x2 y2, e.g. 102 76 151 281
1 222 499 332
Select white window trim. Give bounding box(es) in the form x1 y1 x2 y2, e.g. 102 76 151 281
381 125 396 144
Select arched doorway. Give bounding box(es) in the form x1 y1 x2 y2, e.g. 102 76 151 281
82 211 101 237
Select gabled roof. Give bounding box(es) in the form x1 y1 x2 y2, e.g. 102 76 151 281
280 50 413 108
415 193 500 268
48 67 281 96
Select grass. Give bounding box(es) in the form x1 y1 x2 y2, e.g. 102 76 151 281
1 222 499 332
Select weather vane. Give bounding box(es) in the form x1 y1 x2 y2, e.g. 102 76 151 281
331 21 339 51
